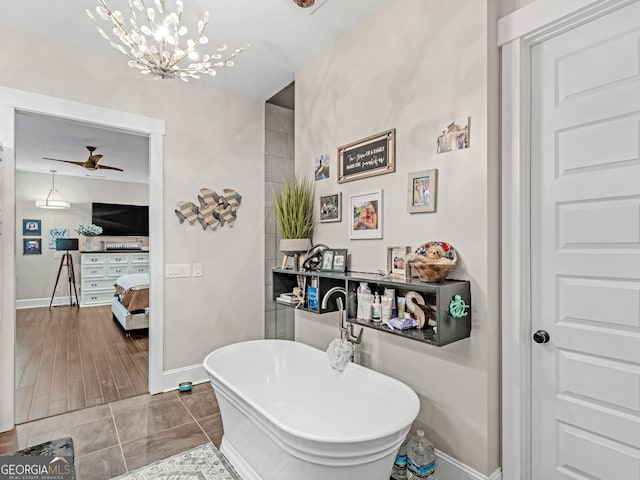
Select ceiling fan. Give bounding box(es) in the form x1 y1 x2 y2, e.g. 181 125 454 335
43 146 124 172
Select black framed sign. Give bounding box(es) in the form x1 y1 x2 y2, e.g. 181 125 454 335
337 129 396 183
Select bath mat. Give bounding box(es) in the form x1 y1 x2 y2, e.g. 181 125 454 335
113 443 241 480
15 436 75 479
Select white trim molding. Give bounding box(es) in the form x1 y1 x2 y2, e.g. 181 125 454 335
498 1 638 479
162 364 210 393
0 86 165 433
15 298 76 309
435 449 502 480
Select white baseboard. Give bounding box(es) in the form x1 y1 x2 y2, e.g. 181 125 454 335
436 449 502 480
162 363 209 392
16 297 77 309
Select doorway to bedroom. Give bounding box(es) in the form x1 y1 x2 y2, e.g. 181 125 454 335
13 111 151 423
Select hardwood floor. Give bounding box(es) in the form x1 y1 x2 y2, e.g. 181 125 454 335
15 305 148 424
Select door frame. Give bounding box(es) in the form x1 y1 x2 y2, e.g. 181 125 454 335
0 86 165 432
499 0 639 478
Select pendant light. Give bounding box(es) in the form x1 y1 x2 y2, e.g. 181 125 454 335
36 170 71 209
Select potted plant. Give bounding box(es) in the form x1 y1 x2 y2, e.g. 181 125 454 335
272 176 314 264
75 223 103 250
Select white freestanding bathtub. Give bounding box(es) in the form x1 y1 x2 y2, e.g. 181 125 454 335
203 339 420 480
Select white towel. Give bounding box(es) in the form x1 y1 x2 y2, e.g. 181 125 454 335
115 273 149 291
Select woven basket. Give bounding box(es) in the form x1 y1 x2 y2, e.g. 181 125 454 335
408 241 457 283
409 261 456 283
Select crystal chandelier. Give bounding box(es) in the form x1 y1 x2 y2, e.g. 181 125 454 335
36 170 71 209
86 0 249 82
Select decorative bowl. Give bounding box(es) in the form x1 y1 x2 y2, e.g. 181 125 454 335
407 241 457 283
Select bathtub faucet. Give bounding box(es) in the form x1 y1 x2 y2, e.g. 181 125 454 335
320 287 363 345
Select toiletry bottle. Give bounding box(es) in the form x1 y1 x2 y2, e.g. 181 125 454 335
372 293 381 322
356 282 371 319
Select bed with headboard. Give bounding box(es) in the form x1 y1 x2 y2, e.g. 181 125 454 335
112 273 149 331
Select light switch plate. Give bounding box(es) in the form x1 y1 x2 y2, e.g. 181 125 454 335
166 263 191 278
192 263 203 277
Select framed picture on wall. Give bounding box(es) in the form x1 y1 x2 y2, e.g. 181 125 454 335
48 227 68 249
319 192 341 223
407 169 437 213
349 190 383 240
23 238 42 255
23 219 41 236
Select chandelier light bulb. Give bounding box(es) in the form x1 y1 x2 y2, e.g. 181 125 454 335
86 0 249 82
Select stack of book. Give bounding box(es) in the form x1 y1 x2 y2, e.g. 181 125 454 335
276 292 302 306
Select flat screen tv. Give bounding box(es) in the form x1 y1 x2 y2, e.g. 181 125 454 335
92 202 149 237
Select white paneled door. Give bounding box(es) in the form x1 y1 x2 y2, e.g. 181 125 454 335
531 3 640 479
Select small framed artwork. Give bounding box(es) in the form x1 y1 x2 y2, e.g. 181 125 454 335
320 248 348 273
319 192 342 223
350 190 383 240
23 238 42 255
387 246 411 279
407 169 437 213
23 219 42 236
436 116 470 154
315 153 330 181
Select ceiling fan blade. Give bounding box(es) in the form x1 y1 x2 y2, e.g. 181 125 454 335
96 164 124 172
90 154 104 162
43 158 86 167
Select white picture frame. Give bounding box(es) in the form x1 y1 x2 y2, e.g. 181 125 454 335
349 190 383 240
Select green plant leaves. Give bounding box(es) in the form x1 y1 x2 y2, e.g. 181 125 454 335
272 176 314 239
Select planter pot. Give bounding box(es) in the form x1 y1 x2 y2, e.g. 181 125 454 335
279 238 312 255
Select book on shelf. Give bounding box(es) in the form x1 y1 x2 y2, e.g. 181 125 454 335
276 292 301 305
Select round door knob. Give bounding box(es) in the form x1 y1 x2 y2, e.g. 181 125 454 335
533 330 550 344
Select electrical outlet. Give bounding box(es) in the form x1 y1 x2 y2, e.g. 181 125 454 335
192 263 203 277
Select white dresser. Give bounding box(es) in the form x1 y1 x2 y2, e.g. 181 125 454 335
80 251 149 307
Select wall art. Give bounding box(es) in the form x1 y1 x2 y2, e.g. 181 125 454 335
48 227 68 249
407 169 437 213
319 192 341 223
436 117 470 154
338 129 395 183
175 188 242 231
23 219 41 236
23 238 42 255
349 190 383 240
314 153 330 181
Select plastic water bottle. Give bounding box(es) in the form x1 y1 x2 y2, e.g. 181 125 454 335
407 430 435 480
390 434 410 479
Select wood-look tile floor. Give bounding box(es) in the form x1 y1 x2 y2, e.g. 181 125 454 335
0 383 223 480
15 305 148 424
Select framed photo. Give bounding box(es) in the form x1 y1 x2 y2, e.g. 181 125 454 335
407 169 437 213
436 116 470 154
319 192 342 223
315 153 330 181
23 238 42 255
350 190 383 240
23 219 41 236
387 246 411 279
338 129 395 183
319 248 348 273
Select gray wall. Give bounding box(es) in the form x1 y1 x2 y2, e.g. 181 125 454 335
264 103 295 339
294 0 500 474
